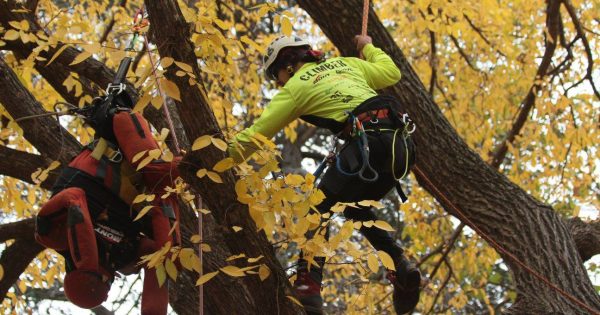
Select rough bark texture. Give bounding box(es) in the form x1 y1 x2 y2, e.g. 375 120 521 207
296 0 600 314
0 236 43 299
144 1 303 314
0 146 55 190
567 218 600 262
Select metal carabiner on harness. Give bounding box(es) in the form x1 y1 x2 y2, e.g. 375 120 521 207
402 113 416 134
335 115 379 183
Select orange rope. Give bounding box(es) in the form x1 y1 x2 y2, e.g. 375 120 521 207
361 0 369 36
197 195 204 315
142 36 182 155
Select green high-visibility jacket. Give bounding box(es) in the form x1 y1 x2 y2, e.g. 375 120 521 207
228 43 401 162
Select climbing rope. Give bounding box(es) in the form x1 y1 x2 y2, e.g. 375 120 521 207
358 1 599 313
361 0 369 36
133 8 181 155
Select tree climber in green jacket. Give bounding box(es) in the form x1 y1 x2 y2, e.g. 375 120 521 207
228 35 420 315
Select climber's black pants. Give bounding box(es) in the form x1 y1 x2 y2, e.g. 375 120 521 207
298 126 415 282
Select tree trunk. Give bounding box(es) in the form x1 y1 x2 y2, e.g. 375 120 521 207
144 1 304 314
297 0 600 313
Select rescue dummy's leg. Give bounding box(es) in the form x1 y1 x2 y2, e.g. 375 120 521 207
137 238 169 315
35 188 112 309
112 111 181 314
112 111 182 244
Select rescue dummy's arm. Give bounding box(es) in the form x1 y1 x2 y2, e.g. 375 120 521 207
345 43 401 90
228 87 299 163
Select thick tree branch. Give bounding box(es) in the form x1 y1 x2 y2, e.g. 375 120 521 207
0 146 56 190
567 218 600 261
0 218 35 243
144 1 303 314
0 239 44 299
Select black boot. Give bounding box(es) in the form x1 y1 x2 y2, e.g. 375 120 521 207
386 255 421 314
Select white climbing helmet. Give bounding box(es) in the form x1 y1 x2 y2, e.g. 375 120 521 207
263 35 311 79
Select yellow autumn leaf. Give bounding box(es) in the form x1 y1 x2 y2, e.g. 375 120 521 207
161 57 174 68
259 264 270 281
284 174 304 186
137 155 154 171
213 18 230 30
175 61 194 73
367 253 380 273
247 255 263 263
165 258 178 281
220 265 245 277
190 234 201 243
133 194 148 204
46 160 61 171
211 137 228 151
286 295 303 307
192 135 212 151
281 17 293 36
161 79 181 101
0 264 5 281
20 20 29 31
179 248 195 271
196 169 207 178
358 200 385 209
4 30 19 41
18 280 26 294
133 205 154 221
8 21 23 30
133 93 152 112
46 44 71 66
196 271 219 286
200 244 211 252
232 226 243 232
213 157 235 172
151 95 163 109
70 51 92 66
373 220 395 232
132 150 148 163
207 171 223 183
156 263 167 287
377 250 395 271
226 254 246 261
162 151 174 162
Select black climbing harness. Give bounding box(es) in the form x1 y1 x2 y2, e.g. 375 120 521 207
313 96 416 201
